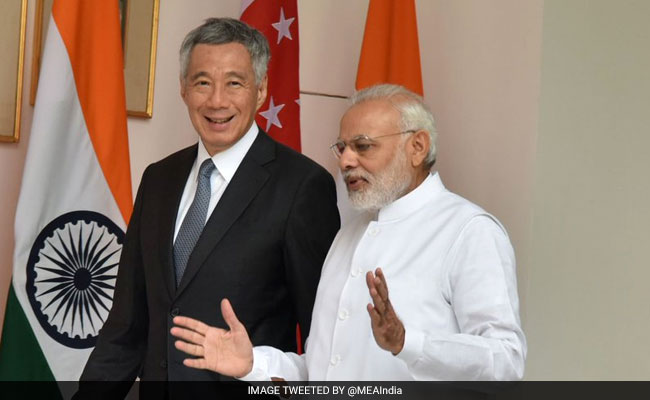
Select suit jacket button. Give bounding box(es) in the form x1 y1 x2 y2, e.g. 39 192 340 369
170 308 180 317
160 359 167 369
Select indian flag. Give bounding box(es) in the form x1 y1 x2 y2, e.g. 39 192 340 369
356 0 423 95
0 0 132 382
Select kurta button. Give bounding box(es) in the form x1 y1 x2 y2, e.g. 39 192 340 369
170 308 180 317
330 354 341 365
338 309 349 320
160 360 167 368
368 227 379 236
351 268 360 277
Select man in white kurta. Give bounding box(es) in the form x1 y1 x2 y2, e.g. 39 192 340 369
170 84 526 381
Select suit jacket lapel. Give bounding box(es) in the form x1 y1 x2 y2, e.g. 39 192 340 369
175 132 275 297
158 145 197 299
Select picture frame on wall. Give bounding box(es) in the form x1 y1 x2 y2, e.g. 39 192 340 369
0 0 27 143
123 0 160 118
30 0 160 118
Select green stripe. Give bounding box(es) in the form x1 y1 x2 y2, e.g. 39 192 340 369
0 284 56 381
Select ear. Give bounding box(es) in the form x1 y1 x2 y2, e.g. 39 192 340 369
408 130 431 168
256 75 268 111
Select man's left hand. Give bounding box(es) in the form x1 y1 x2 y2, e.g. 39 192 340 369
366 268 405 355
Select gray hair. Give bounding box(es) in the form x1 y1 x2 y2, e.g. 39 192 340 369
179 18 270 84
349 84 438 168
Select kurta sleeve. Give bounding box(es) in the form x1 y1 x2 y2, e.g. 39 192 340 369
396 216 526 380
240 346 308 381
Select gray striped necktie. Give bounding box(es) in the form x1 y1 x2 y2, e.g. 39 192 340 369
174 159 216 286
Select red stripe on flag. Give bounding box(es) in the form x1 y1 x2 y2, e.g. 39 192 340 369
241 0 301 152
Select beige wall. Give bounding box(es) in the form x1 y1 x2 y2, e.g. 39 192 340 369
0 0 36 339
526 0 650 379
2 0 647 380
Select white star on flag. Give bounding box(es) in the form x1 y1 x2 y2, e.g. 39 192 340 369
271 7 295 44
260 96 285 131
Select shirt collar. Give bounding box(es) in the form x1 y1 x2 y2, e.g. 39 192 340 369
195 123 259 182
376 172 445 222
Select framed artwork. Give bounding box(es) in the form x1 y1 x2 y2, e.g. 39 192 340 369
123 0 160 117
0 0 28 143
30 0 160 118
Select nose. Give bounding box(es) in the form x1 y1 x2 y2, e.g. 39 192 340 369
206 84 228 108
338 145 358 171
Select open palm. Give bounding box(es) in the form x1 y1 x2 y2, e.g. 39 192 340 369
170 298 253 378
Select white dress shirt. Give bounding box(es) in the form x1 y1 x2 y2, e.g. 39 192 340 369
173 124 258 241
243 173 526 381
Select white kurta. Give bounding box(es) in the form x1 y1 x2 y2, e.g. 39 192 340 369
243 173 526 381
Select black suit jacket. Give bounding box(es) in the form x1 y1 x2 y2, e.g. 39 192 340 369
80 132 339 393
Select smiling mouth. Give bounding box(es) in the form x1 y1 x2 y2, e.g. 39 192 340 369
205 115 234 124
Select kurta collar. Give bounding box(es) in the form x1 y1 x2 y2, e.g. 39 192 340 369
376 172 444 222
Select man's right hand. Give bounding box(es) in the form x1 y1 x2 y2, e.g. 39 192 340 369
171 298 254 378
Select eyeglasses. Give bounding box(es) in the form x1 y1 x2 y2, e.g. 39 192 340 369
329 130 415 158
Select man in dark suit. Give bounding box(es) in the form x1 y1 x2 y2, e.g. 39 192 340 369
79 17 340 394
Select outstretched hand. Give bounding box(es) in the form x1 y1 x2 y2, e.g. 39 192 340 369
170 298 253 378
366 268 405 355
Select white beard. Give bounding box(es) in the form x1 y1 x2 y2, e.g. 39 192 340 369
344 148 412 211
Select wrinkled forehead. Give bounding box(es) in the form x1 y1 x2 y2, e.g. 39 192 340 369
187 43 255 74
339 99 401 139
